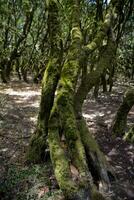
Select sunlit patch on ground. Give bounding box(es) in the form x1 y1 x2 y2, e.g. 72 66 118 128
0 80 41 167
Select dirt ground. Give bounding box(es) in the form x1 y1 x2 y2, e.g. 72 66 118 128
0 77 134 200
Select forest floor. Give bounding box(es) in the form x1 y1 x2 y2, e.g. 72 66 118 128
0 77 134 200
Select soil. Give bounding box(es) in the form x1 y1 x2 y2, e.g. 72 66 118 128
0 77 134 200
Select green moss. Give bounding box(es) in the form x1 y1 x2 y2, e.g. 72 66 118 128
78 118 101 152
71 27 82 41
74 33 117 115
47 24 90 198
77 117 114 186
124 126 134 143
28 0 63 163
92 190 106 200
49 86 90 181
124 88 134 106
27 132 47 163
39 58 61 123
48 116 78 197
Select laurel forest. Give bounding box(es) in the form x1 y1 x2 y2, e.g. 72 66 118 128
0 0 133 200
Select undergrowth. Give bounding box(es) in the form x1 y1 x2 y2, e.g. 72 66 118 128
0 163 63 200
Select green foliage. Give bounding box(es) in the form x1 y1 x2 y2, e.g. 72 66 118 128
0 163 55 200
0 0 133 83
0 0 47 82
116 16 134 78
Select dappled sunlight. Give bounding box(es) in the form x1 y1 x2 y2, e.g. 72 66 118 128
0 80 41 166
83 85 125 129
3 88 40 97
30 116 38 123
83 112 104 119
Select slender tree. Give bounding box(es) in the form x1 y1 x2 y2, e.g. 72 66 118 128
112 88 134 137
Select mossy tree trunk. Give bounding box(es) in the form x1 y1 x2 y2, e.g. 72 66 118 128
28 0 63 162
28 0 129 199
47 0 94 198
112 88 134 136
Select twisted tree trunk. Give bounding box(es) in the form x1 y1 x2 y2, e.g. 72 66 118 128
27 0 128 199
47 1 112 198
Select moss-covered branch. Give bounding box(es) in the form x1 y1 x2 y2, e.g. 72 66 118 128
75 32 117 114
74 0 124 114
84 8 112 54
83 0 120 54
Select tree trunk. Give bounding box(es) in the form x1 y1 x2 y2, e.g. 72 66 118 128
27 0 127 199
27 0 63 163
47 1 94 198
0 60 8 83
112 88 134 136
